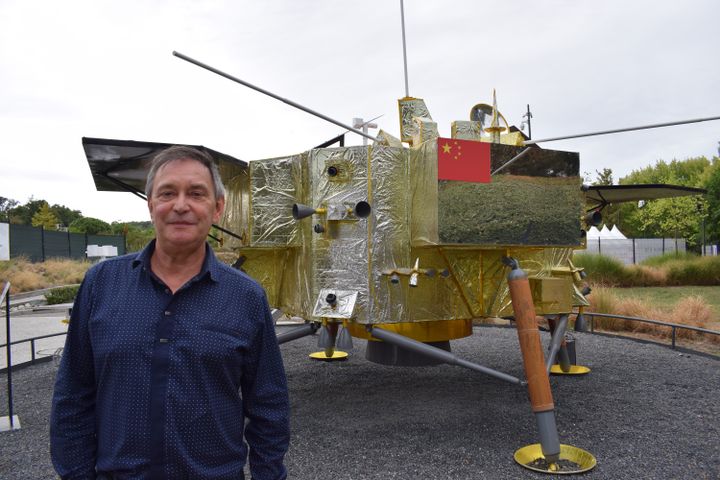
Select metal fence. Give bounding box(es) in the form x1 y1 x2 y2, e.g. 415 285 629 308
583 311 720 350
4 223 125 262
583 237 687 264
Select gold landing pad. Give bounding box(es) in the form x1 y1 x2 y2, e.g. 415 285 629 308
514 444 596 474
309 351 349 361
550 364 591 375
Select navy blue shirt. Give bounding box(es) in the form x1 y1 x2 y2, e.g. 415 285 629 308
51 241 289 480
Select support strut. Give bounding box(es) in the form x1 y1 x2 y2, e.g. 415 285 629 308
276 323 319 345
504 257 560 464
545 315 570 374
369 326 523 385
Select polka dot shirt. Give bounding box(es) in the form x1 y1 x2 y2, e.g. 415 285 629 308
50 241 289 479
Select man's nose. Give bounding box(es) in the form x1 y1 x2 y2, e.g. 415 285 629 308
173 193 191 212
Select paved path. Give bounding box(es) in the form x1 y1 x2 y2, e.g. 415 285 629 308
1 325 719 479
1 313 68 370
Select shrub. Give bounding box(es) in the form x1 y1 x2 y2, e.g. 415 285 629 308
573 253 632 286
585 288 719 345
0 257 90 293
641 251 698 267
45 285 80 305
575 252 720 287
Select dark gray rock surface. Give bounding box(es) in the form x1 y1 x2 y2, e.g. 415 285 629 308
1 326 718 479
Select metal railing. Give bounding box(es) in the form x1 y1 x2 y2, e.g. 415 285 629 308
583 311 720 350
0 331 67 371
2 280 17 431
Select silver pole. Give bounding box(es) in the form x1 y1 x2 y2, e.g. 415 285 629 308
400 0 410 97
173 51 377 142
524 115 720 145
490 147 532 176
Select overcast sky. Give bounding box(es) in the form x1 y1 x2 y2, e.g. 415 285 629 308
1 0 719 223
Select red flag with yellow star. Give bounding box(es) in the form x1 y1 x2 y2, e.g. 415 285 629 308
437 137 491 183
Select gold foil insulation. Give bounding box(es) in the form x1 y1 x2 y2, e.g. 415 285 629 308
215 97 587 325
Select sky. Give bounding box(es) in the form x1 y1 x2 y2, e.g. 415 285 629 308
1 0 719 223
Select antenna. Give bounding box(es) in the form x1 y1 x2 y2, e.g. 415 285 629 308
172 51 377 142
524 115 720 146
400 0 410 97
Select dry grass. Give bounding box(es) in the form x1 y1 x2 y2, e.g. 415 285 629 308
0 257 91 294
587 287 719 345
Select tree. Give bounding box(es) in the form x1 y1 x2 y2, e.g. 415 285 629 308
69 217 112 235
7 197 48 224
593 168 614 186
111 221 155 252
0 196 19 222
31 202 60 230
51 204 83 228
616 157 712 246
703 159 720 244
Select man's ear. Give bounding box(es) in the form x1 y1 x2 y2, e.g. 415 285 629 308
213 196 225 223
148 198 155 222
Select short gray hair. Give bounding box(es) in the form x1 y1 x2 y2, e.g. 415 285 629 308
145 145 226 199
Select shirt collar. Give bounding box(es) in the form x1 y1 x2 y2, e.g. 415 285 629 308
132 239 221 283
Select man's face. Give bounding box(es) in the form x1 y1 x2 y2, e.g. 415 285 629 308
148 158 225 251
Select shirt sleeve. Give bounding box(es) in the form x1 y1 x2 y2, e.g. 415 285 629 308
50 271 99 480
241 289 290 480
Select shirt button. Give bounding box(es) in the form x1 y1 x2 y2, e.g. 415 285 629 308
164 310 172 316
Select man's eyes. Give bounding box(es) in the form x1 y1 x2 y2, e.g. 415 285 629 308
157 190 208 199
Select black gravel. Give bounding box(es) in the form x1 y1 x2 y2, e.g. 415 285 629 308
1 326 719 479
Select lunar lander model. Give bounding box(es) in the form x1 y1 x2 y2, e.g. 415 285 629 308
82 46 713 472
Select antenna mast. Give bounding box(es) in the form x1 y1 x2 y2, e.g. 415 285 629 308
400 0 410 97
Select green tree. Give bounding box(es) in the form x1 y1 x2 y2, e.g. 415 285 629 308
110 221 155 252
0 196 19 222
593 168 614 186
8 197 48 224
69 217 112 235
31 202 59 230
51 204 83 228
703 159 720 244
617 157 712 245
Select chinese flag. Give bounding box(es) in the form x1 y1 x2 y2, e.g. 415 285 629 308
437 137 491 183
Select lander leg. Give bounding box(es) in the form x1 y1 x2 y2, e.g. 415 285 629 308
505 257 596 474
547 316 591 376
310 320 349 361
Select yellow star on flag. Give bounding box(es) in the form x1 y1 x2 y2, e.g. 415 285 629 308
442 143 451 154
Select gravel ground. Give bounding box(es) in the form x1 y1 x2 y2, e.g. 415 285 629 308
1 326 719 479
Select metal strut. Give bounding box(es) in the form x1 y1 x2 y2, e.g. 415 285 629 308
368 326 523 385
545 315 570 374
276 323 320 345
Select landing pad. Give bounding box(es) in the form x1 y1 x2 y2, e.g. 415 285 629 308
550 364 591 375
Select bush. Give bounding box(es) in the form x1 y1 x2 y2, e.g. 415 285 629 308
574 252 720 287
665 256 720 286
586 288 718 344
45 285 80 305
640 251 698 267
573 253 633 286
0 257 91 293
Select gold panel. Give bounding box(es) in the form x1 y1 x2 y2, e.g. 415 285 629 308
347 319 472 342
451 120 483 140
529 277 573 315
398 97 432 145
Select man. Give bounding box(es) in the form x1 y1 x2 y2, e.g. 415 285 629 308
51 146 289 479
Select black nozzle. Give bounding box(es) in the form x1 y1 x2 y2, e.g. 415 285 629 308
293 203 317 220
325 293 338 306
584 210 602 227
354 201 372 218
